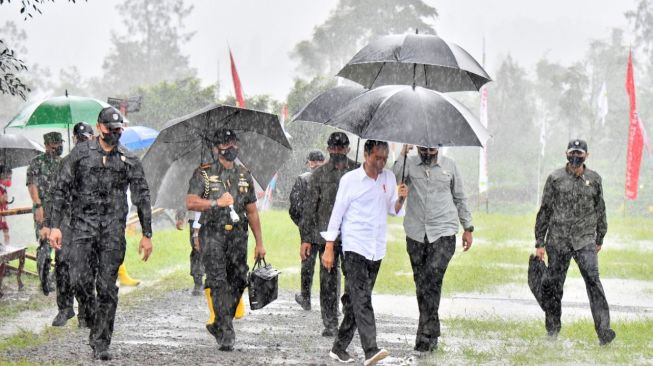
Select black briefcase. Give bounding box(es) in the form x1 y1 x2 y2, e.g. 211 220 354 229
528 254 549 312
247 258 280 310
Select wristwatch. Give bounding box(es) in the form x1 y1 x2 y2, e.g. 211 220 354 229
143 232 152 239
464 226 474 233
33 203 42 209
210 200 217 208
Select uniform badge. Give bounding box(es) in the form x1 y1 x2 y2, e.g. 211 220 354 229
585 180 590 186
208 175 221 183
238 175 249 193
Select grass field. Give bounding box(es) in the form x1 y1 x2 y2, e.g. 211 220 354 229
2 210 652 365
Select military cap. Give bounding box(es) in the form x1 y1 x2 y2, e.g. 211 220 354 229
567 139 588 153
43 131 63 145
97 106 125 129
214 129 239 145
306 150 325 162
73 121 94 138
327 132 350 147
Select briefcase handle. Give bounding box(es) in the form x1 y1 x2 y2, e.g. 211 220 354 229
253 257 268 269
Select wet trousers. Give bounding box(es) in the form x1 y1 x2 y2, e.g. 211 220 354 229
407 235 456 345
54 222 84 316
300 243 341 330
333 251 381 359
188 220 204 286
542 242 611 338
69 226 124 351
201 225 249 344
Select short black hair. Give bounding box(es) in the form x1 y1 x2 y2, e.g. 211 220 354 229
364 140 389 155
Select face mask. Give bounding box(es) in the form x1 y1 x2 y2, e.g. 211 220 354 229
0 179 11 187
419 151 437 165
101 131 122 146
567 155 585 167
220 147 238 162
54 145 64 156
329 152 348 165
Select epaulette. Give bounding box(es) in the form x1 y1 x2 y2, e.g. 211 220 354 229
200 163 212 170
117 144 136 158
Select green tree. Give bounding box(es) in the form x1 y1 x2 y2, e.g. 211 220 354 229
127 77 215 129
99 0 196 97
291 0 438 78
486 55 538 208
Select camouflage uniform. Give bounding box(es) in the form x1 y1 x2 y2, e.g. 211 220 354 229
535 162 614 343
50 139 152 353
187 161 256 347
26 146 61 237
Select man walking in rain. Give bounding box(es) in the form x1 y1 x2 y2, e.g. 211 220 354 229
186 129 266 352
48 107 153 361
289 149 325 310
535 139 615 345
27 132 63 302
392 145 474 353
300 132 358 336
322 140 407 365
43 122 95 328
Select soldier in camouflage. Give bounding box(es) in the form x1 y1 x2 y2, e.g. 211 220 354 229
48 107 153 361
27 131 63 239
535 139 615 345
186 129 266 352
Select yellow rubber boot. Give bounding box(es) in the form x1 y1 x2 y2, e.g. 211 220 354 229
205 288 216 325
117 264 140 286
234 295 246 319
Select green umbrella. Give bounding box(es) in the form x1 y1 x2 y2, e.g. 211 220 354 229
4 95 112 129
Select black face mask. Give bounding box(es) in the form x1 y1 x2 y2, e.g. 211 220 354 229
54 145 63 157
419 151 437 165
329 152 348 165
567 155 585 167
220 147 238 162
101 131 122 146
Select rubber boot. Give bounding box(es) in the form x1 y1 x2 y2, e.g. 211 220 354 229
205 288 216 325
118 264 141 286
234 295 246 319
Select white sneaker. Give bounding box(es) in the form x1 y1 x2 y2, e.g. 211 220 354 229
364 348 389 366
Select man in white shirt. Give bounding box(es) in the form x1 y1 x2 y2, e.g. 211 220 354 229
322 140 408 366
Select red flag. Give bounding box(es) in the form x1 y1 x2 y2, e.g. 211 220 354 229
625 50 644 200
229 48 246 108
281 104 288 123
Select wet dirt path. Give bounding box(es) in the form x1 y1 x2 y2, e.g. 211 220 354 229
1 289 422 365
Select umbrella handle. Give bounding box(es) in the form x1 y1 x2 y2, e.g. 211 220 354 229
401 153 407 183
8 197 14 204
354 137 360 164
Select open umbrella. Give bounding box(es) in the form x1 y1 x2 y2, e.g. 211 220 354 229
291 85 367 124
120 126 159 151
336 33 491 92
143 104 292 209
0 133 44 168
5 95 114 129
299 85 490 148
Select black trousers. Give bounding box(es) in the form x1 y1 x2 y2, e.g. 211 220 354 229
54 222 84 316
333 251 381 359
188 221 204 285
300 243 341 330
542 243 611 337
69 225 124 351
201 224 249 343
407 235 456 345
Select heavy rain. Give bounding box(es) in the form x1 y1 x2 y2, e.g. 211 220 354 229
0 0 652 365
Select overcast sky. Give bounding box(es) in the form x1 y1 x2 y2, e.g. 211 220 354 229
0 0 638 101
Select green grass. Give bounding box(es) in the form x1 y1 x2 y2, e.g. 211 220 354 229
419 317 653 365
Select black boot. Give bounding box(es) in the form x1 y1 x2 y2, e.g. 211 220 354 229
52 308 75 327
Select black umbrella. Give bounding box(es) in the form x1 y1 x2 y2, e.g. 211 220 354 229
36 243 51 296
291 85 367 124
0 133 44 168
142 104 292 209
528 254 549 312
337 33 491 92
315 85 490 148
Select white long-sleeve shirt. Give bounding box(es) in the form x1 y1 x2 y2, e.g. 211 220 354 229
321 165 404 261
